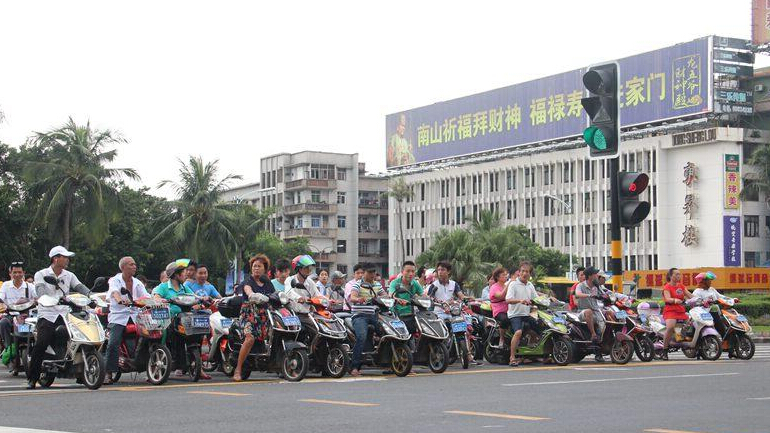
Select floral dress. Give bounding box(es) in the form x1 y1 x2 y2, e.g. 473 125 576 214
237 276 275 342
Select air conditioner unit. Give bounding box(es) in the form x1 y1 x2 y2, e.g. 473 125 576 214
755 84 765 92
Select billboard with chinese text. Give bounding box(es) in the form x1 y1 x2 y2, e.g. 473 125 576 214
386 37 712 168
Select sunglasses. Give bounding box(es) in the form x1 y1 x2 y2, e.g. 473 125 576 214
11 261 24 267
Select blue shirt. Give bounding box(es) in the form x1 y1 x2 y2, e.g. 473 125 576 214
152 281 195 316
185 281 220 298
271 278 286 292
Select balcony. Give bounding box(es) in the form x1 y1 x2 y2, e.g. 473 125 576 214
358 227 387 239
358 251 388 262
283 202 337 215
283 227 338 239
358 199 386 209
313 252 338 263
285 178 337 191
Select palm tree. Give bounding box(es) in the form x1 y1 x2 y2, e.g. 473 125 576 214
741 143 770 205
384 176 413 267
230 202 272 283
23 118 139 247
152 156 242 262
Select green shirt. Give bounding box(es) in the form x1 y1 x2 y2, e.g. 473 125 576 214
152 281 195 316
389 277 423 317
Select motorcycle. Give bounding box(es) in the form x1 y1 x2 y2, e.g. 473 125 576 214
483 295 575 366
223 292 309 381
440 299 474 369
100 294 173 385
203 297 239 375
711 296 754 360
563 291 635 364
31 275 107 389
339 290 413 377
297 296 350 378
611 295 656 362
646 298 723 361
1 297 36 376
167 295 211 381
400 296 449 374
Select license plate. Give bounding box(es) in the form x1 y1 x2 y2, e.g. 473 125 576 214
451 321 467 333
552 317 565 324
193 317 210 328
151 309 170 320
736 315 748 322
700 313 713 321
391 320 407 329
615 311 627 319
15 324 30 333
220 318 233 328
283 316 301 327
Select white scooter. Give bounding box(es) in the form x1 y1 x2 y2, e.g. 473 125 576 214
642 298 722 361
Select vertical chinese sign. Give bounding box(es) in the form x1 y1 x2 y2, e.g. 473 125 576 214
681 162 698 246
723 216 742 266
724 154 740 209
752 0 770 46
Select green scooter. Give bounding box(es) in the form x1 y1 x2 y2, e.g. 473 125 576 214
483 295 574 366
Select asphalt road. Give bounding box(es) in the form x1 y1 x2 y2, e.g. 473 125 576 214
0 346 769 433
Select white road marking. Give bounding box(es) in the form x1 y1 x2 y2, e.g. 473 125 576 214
747 396 770 400
502 372 738 386
572 367 630 371
0 428 77 433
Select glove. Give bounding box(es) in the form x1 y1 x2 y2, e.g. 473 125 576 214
248 292 269 304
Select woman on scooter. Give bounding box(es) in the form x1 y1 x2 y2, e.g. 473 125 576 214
691 272 723 303
233 254 275 381
661 267 693 360
488 267 510 347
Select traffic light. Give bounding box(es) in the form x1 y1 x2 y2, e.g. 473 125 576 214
617 171 651 228
581 63 619 158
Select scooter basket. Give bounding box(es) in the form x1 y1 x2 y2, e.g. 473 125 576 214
136 307 171 336
178 311 212 335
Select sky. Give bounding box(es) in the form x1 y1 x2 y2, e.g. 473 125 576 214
0 0 758 196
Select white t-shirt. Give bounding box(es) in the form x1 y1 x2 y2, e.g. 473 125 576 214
506 278 537 318
429 279 461 314
0 280 36 305
692 287 723 303
33 267 87 323
107 273 150 326
285 275 322 314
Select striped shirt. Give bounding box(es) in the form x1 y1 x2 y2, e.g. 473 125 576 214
348 279 386 315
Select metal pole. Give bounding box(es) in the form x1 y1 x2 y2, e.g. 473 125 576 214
610 157 623 292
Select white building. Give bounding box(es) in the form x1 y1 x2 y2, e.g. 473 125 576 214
388 125 770 276
222 151 389 276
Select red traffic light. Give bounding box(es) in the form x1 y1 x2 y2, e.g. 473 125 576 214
629 183 636 192
619 172 649 198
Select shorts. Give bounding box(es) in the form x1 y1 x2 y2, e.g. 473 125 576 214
509 316 536 333
578 309 606 332
494 313 511 329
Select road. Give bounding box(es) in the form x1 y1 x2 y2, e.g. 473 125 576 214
0 346 768 433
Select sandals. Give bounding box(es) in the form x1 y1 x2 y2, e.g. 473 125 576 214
233 370 243 382
509 359 520 367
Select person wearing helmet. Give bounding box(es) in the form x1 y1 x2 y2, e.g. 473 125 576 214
285 255 324 343
152 259 196 317
28 246 91 389
692 272 724 303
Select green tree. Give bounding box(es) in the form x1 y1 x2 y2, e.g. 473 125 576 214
230 203 272 283
249 232 310 271
22 118 139 247
151 156 242 264
384 177 413 266
741 143 770 205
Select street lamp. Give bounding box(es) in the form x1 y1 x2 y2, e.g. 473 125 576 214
544 193 574 280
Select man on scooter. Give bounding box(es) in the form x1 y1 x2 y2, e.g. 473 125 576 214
28 246 91 389
1 262 36 366
506 261 538 367
389 261 423 335
348 262 389 377
427 261 468 317
574 266 606 362
327 271 347 312
285 255 324 343
104 257 150 385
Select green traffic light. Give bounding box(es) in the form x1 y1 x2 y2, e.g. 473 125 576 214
583 126 607 150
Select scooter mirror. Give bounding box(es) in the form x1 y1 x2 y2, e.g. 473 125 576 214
44 275 58 285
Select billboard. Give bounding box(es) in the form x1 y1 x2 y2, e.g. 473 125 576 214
723 216 742 267
753 0 770 45
386 37 712 168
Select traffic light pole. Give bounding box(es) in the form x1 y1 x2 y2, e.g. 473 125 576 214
609 157 622 292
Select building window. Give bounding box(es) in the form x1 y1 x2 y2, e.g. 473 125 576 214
745 251 757 267
473 204 479 220
420 183 426 201
311 190 321 203
472 175 479 194
525 199 532 218
337 215 346 228
564 226 572 247
524 167 535 188
544 165 552 185
745 215 759 237
337 264 348 274
544 227 554 247
421 238 426 253
311 215 321 228
584 224 593 245
563 162 574 183
337 192 346 204
583 192 591 213
336 168 346 181
507 200 517 220
507 169 516 190
337 240 347 253
310 164 335 180
651 185 657 207
531 229 536 243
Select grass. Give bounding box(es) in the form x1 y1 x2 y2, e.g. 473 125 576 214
752 325 770 335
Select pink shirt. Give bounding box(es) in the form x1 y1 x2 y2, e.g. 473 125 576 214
489 282 508 317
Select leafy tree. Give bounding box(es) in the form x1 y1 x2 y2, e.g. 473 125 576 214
741 143 770 205
249 232 310 271
22 118 139 247
384 177 413 266
151 156 241 264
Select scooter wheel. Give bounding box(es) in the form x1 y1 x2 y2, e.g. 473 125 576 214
323 344 349 378
551 337 574 366
699 335 722 361
282 349 309 382
187 349 202 382
734 334 755 360
610 340 634 365
146 344 172 385
633 335 655 362
80 349 106 390
428 341 449 374
391 343 413 377
38 371 56 388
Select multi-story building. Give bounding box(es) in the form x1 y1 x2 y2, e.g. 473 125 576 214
222 151 389 276
386 36 770 278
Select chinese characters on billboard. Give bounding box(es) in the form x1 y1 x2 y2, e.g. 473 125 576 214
386 37 712 168
724 154 741 209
